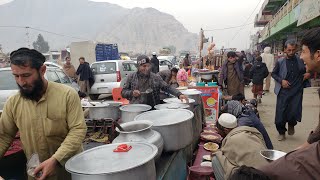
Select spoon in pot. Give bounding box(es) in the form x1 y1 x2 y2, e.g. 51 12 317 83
141 88 153 94
113 120 125 131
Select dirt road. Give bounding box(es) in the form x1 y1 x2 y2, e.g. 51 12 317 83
244 82 319 152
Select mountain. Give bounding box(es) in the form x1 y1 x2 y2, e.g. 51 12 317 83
0 0 198 54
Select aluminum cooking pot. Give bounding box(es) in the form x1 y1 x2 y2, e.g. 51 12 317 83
84 101 122 120
119 104 152 124
134 109 194 152
113 120 164 160
65 142 158 180
180 89 202 105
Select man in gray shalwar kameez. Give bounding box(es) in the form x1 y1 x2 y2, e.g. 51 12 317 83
272 40 311 141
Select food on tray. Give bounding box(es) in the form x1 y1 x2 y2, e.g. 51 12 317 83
200 161 212 167
202 155 212 161
202 134 219 140
204 142 219 152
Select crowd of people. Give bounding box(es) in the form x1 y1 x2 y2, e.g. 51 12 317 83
0 26 319 180
212 27 320 180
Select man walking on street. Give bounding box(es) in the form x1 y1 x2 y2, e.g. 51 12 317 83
219 51 244 96
63 57 77 81
150 52 159 74
76 57 94 95
0 48 87 179
272 40 311 141
261 47 275 92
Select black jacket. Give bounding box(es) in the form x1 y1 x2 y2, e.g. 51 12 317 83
250 61 269 85
150 56 159 73
76 62 95 87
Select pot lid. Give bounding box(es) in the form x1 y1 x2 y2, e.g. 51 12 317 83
134 109 194 126
82 102 110 108
163 98 195 104
99 101 122 107
154 103 189 110
180 89 202 95
65 142 157 175
120 104 152 112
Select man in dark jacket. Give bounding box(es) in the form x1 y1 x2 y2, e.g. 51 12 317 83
76 57 94 95
121 55 188 107
250 56 269 103
222 100 273 149
150 52 159 73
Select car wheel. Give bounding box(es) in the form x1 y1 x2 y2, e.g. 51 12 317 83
89 94 100 100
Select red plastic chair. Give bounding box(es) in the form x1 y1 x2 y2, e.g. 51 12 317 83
112 87 129 105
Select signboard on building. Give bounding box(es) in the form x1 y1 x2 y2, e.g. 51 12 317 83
297 0 320 26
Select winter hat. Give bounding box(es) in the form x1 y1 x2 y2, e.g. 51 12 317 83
137 55 150 66
218 113 237 129
226 100 243 117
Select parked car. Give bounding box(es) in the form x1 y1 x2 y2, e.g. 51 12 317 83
159 59 174 72
89 60 137 100
44 61 63 69
157 56 177 65
0 67 80 111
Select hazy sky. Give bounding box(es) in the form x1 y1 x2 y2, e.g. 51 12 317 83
91 0 264 50
0 0 264 50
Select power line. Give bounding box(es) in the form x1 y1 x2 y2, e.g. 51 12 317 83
203 23 254 31
229 0 263 43
0 25 89 40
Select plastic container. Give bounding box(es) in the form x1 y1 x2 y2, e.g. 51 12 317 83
207 82 218 86
196 82 206 87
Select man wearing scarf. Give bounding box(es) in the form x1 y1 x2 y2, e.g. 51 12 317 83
121 55 188 107
63 57 77 80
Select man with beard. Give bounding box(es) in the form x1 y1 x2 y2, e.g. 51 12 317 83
0 48 87 180
232 28 320 180
272 40 311 141
122 55 188 107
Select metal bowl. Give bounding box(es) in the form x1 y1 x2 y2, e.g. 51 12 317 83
260 150 286 161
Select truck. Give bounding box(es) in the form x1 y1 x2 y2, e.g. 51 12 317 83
70 41 120 68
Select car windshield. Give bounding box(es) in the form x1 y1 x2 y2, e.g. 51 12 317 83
123 63 137 71
91 62 117 74
0 70 18 90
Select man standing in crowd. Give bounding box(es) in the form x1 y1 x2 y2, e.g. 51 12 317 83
76 57 94 95
261 47 275 93
219 51 244 96
122 55 188 107
0 48 87 179
150 52 159 74
250 56 269 103
63 57 77 81
158 67 179 89
183 53 191 71
272 40 311 141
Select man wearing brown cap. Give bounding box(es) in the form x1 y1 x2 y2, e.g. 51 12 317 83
121 55 188 107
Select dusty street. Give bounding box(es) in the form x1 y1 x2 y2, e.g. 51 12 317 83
244 81 319 152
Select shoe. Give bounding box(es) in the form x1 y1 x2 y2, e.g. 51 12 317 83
288 125 295 135
278 134 286 141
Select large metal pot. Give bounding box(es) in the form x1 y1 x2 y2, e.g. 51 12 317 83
113 120 163 160
84 101 122 120
163 97 195 111
119 104 152 124
180 89 202 105
134 109 194 152
65 142 158 180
